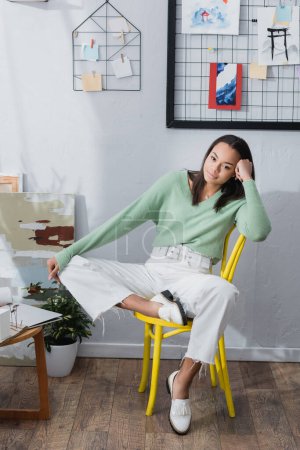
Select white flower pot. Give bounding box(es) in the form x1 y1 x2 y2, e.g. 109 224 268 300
45 341 78 377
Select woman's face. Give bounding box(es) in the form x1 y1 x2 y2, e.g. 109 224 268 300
203 142 240 188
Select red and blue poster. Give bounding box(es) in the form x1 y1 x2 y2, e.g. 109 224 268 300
208 63 242 110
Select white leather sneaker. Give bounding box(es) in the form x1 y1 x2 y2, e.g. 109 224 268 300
166 370 192 435
150 291 187 325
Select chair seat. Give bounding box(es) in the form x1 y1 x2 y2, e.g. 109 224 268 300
134 311 193 329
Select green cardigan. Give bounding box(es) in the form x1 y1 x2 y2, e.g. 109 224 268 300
55 170 271 271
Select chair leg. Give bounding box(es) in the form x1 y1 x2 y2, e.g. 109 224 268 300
219 337 235 418
145 324 163 416
209 363 217 387
138 323 151 393
34 329 50 419
214 353 225 391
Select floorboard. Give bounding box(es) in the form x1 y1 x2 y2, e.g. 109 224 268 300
0 358 299 450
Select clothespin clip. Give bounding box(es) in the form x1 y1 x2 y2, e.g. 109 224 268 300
279 0 285 8
90 38 95 49
120 30 125 45
73 30 78 38
92 71 96 78
208 47 216 52
121 53 124 63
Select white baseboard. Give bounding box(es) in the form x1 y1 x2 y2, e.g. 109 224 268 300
77 342 183 359
77 342 300 362
226 346 300 362
1 343 299 367
0 356 35 366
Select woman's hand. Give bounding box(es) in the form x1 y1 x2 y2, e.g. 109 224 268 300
47 257 61 283
235 159 253 182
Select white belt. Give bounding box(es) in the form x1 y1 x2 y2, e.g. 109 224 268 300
150 245 212 270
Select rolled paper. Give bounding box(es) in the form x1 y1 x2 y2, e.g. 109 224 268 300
0 287 13 307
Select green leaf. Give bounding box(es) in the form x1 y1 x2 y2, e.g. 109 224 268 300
41 287 94 347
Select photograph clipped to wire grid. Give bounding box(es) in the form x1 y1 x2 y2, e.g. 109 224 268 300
111 55 133 78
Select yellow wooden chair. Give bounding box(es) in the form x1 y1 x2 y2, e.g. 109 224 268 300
134 227 246 416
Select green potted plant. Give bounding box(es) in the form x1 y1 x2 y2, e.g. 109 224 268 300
41 290 93 377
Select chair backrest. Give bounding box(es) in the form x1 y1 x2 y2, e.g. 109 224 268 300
220 226 246 283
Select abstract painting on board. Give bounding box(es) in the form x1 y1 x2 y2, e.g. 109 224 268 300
208 63 242 110
182 0 241 35
0 193 74 301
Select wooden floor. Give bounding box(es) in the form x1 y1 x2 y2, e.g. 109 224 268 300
0 359 299 450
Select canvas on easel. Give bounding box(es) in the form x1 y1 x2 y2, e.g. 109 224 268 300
0 193 74 361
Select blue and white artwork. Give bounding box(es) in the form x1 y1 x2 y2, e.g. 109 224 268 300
208 63 242 110
182 0 240 35
216 63 236 105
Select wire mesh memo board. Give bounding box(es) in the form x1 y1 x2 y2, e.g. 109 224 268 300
167 0 300 129
72 1 141 91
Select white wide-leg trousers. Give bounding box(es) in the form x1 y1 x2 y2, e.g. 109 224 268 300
59 253 239 364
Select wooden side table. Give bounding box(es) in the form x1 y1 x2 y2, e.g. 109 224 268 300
0 326 50 420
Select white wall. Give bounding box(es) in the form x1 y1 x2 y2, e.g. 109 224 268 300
0 0 299 362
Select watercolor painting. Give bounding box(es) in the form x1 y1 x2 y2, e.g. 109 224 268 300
258 6 299 66
182 0 241 35
0 193 74 298
208 63 242 110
